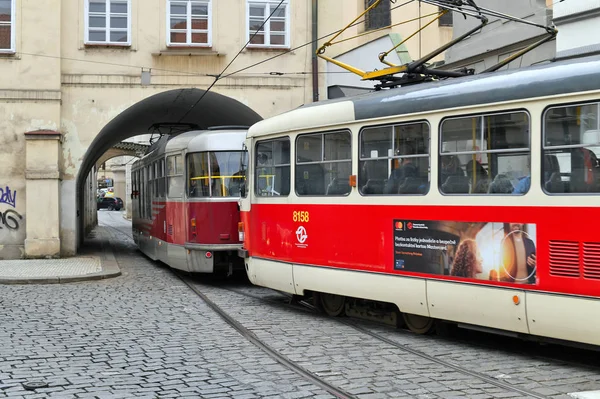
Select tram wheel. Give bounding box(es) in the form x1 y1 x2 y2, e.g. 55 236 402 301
315 292 346 317
402 313 434 334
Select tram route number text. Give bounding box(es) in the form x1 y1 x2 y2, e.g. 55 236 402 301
292 211 310 223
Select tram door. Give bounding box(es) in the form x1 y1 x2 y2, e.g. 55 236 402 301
238 139 253 281
239 138 252 229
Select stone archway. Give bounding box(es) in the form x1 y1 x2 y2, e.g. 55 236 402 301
24 88 262 258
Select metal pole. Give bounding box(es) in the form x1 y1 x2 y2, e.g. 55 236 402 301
312 0 319 102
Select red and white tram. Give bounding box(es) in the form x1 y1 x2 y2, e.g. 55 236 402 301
238 55 600 347
132 127 248 276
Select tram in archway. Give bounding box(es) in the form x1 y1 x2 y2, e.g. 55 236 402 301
132 127 248 276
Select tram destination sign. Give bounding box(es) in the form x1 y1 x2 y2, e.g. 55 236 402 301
392 219 537 285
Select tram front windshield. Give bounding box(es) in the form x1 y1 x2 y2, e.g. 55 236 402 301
187 151 248 198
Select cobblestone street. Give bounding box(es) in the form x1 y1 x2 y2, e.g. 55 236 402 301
0 211 599 398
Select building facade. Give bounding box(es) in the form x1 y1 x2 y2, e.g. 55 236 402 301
321 0 453 96
440 0 555 73
554 0 600 60
0 0 317 259
0 0 452 259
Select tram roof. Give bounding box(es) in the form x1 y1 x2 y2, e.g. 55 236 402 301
247 55 600 138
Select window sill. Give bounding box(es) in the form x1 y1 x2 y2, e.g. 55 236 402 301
245 46 291 52
0 50 17 58
153 48 222 57
84 43 133 49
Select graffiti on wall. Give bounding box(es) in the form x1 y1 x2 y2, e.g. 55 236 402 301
0 186 16 208
0 184 25 257
0 209 23 231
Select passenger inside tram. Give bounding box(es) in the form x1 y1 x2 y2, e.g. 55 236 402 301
440 111 530 195
543 103 600 193
359 122 430 195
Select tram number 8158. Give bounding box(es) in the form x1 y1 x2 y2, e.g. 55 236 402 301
292 211 310 223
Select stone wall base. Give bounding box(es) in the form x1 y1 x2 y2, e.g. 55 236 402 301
25 238 61 258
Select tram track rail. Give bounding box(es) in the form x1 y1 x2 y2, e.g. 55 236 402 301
217 286 552 399
98 217 356 398
98 212 135 240
219 285 600 370
97 217 590 398
175 273 357 399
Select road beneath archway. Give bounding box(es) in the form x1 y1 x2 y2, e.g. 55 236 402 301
73 88 262 254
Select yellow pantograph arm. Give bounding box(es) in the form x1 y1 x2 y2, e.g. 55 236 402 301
378 10 447 68
315 0 382 78
316 0 448 81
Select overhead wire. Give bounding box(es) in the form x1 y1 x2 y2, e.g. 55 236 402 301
15 0 561 80
12 1 560 100
221 0 416 79
13 0 416 81
15 51 212 78
177 0 286 123
16 50 355 77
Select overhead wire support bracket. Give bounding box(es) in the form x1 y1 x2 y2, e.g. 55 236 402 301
315 0 384 78
421 0 558 74
482 26 557 73
316 0 488 84
378 10 448 68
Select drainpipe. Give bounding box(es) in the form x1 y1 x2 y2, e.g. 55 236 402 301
312 0 319 102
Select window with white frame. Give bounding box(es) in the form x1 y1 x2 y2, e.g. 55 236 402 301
0 0 15 52
247 0 289 48
167 0 211 47
85 0 131 45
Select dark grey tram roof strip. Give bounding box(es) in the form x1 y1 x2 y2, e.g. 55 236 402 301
294 55 600 123
177 274 357 399
347 56 600 120
351 55 600 121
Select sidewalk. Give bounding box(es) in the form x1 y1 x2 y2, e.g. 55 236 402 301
0 227 121 284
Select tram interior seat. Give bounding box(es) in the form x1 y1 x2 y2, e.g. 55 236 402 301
397 177 426 194
326 178 351 195
488 174 514 194
296 165 325 195
570 147 599 193
441 175 470 194
228 179 243 196
361 179 386 194
545 172 564 193
472 178 491 194
543 154 563 193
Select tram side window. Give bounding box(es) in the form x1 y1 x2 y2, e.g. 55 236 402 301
132 170 136 199
140 168 146 219
155 161 160 197
295 131 351 196
158 159 166 197
132 170 137 213
187 151 248 197
146 165 153 218
543 103 600 194
359 122 430 195
167 154 184 198
255 138 290 197
439 111 530 195
152 162 157 198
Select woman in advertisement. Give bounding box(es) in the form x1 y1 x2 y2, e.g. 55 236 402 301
450 239 483 279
